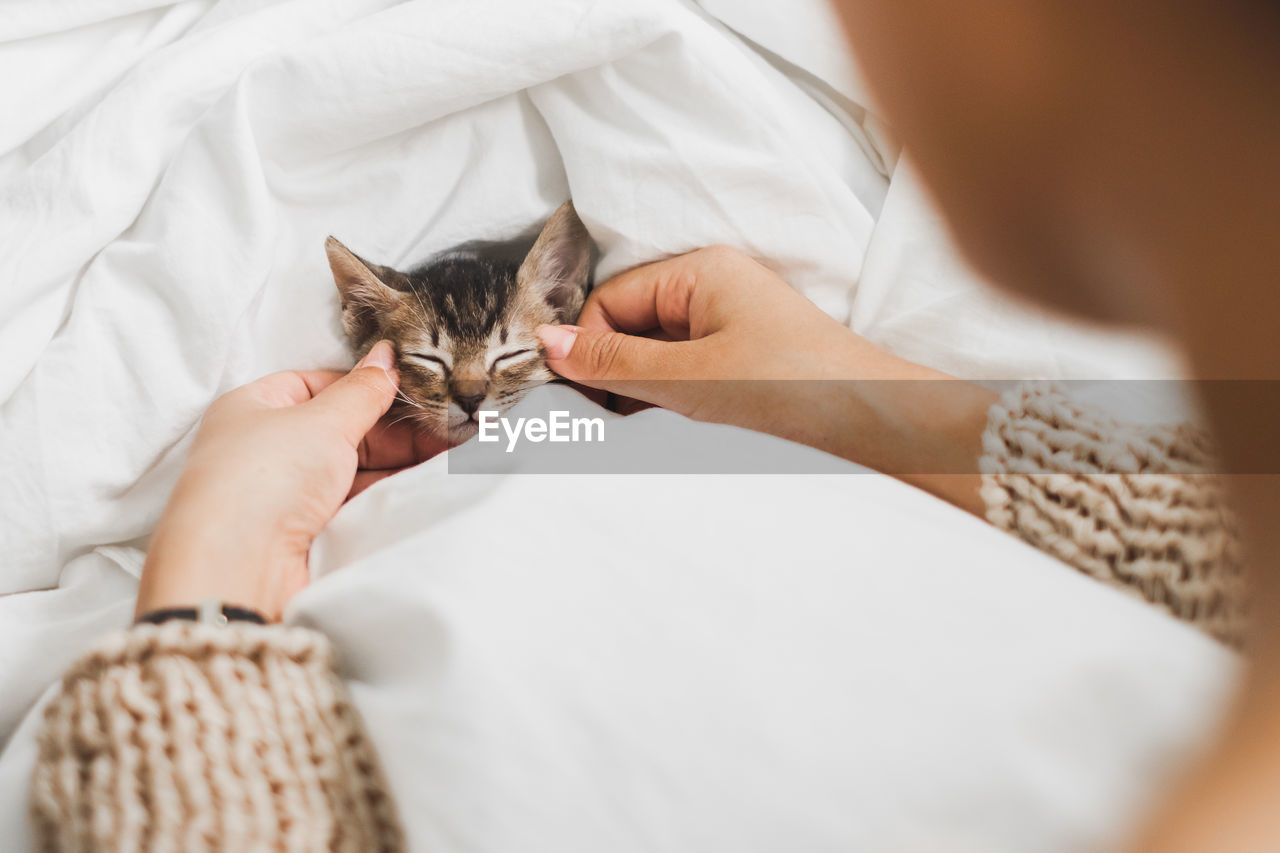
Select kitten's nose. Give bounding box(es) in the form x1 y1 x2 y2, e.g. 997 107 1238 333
455 393 485 416
452 379 488 416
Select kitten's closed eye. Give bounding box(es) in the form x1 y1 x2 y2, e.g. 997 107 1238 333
490 348 534 370
404 352 449 372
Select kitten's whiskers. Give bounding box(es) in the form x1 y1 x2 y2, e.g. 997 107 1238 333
393 388 424 410
384 410 422 431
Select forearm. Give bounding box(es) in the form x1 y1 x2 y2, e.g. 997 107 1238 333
829 377 995 514
31 622 403 852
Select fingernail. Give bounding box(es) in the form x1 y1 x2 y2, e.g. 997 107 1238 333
537 324 579 361
358 340 396 373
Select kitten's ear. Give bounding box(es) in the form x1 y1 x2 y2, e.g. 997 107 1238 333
326 237 399 345
517 201 592 323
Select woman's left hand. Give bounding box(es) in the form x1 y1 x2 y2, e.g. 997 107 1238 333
136 341 446 621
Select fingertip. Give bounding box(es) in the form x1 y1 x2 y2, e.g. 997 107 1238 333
353 342 399 397
357 340 396 373
536 324 580 362
311 343 402 444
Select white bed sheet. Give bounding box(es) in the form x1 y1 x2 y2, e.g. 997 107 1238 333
0 0 1228 850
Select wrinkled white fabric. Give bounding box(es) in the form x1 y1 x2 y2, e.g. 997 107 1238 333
0 1 1226 850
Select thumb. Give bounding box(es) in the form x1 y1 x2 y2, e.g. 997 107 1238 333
309 340 400 445
537 324 689 405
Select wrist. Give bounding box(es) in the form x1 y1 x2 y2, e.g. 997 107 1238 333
743 338 997 513
137 488 307 620
838 378 996 514
835 377 995 472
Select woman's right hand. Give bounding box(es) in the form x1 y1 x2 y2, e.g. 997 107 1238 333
536 245 997 512
538 245 928 396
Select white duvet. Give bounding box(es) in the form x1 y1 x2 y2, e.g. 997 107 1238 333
0 0 1236 850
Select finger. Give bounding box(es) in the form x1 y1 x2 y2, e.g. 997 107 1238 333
612 395 657 415
306 341 401 445
292 371 349 399
237 370 346 409
536 323 697 408
347 467 406 500
577 255 699 339
562 380 609 409
357 416 451 469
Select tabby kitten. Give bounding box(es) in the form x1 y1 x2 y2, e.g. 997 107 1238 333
326 201 592 441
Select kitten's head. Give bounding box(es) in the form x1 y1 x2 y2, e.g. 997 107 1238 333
326 201 592 441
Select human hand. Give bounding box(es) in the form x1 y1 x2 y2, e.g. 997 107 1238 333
536 246 995 510
537 245 921 402
537 245 959 412
136 341 447 621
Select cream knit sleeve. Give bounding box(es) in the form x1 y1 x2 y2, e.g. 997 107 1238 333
30 622 404 853
979 383 1247 646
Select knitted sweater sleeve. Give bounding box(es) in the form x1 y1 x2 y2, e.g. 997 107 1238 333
30 622 404 852
979 383 1247 646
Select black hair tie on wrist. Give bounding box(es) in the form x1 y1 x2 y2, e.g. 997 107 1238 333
136 599 268 627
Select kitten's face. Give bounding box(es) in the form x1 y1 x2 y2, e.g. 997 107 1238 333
326 201 592 442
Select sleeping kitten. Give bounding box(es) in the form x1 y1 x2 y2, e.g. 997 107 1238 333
326 201 592 441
